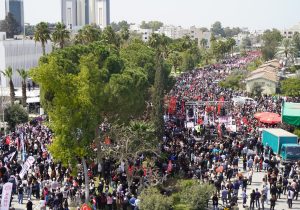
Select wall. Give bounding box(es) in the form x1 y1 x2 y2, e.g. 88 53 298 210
246 78 277 95
0 39 52 88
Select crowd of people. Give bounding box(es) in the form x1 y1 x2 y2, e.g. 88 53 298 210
164 52 300 209
0 51 300 210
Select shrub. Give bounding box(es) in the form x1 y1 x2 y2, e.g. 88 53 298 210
4 104 28 130
139 187 173 210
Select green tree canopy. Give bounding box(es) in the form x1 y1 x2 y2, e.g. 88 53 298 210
211 21 225 37
74 24 101 45
261 29 282 61
5 104 28 130
52 22 70 49
140 21 163 31
139 187 173 210
281 77 300 97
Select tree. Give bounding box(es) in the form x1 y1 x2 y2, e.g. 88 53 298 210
34 22 51 55
0 12 21 38
226 37 236 55
261 29 282 61
241 37 252 50
224 27 242 38
276 38 296 63
149 34 169 140
4 104 28 130
281 77 300 97
17 69 28 107
31 42 151 202
211 21 225 37
120 27 130 43
1 67 15 105
292 32 300 57
139 187 173 210
52 22 70 49
200 38 208 48
74 24 101 45
25 24 35 36
110 20 130 32
140 21 163 31
168 51 182 73
101 26 121 47
177 180 215 210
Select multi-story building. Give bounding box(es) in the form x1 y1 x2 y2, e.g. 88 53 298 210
159 25 212 48
0 36 51 88
5 0 24 33
282 22 300 38
61 0 110 29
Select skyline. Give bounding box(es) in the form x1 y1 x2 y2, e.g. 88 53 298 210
0 0 300 30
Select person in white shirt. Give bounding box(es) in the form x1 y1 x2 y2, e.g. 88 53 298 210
287 188 294 208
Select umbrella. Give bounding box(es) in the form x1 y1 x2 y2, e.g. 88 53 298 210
260 115 281 124
254 112 280 119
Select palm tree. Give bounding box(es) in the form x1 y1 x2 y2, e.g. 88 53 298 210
1 67 15 105
34 22 51 55
74 24 101 45
52 22 70 49
276 38 296 64
17 69 28 107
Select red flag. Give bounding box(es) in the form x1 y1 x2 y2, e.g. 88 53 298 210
217 96 225 115
5 136 10 145
168 97 177 114
104 136 111 145
167 160 172 173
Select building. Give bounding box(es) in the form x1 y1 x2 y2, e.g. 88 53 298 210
5 0 24 33
140 29 153 42
282 22 300 38
61 0 110 29
158 25 212 47
245 60 280 95
0 38 52 88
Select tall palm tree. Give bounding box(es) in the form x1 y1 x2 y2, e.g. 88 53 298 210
276 38 296 64
52 22 70 49
34 22 51 55
1 67 15 105
17 69 28 107
74 24 101 45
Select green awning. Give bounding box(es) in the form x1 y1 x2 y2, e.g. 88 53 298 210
282 102 300 126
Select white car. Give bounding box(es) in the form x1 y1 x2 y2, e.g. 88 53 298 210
232 96 257 106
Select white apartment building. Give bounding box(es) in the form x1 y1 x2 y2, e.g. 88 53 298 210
0 37 51 88
159 25 212 47
282 22 300 38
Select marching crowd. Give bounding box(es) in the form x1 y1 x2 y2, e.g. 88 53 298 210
0 51 300 210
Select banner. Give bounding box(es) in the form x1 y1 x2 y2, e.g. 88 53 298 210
19 156 35 179
1 183 13 210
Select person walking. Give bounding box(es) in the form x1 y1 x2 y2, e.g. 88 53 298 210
221 187 228 205
287 188 294 209
26 199 33 210
242 189 247 208
249 189 255 209
212 193 219 210
270 195 276 210
255 188 261 209
18 185 24 204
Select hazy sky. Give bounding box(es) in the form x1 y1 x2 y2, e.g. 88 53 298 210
0 0 300 30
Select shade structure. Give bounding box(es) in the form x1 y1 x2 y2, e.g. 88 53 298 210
254 112 280 119
260 115 281 124
282 102 300 126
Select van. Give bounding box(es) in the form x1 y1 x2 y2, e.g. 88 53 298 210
232 96 257 106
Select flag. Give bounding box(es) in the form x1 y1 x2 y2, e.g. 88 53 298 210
5 136 10 145
167 160 172 173
168 97 177 114
217 96 225 115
